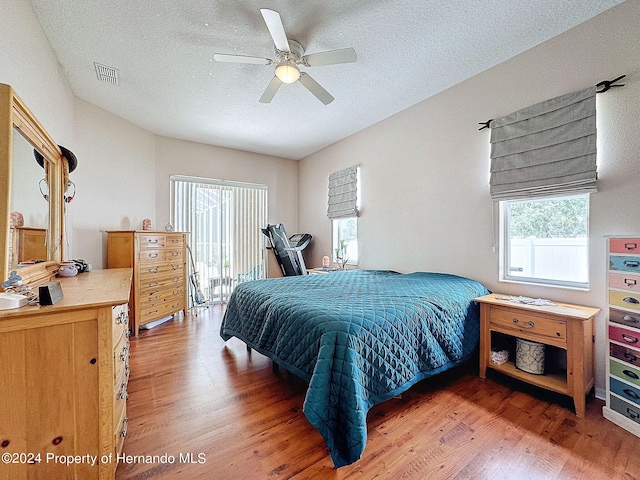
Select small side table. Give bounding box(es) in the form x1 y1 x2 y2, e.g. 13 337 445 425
475 293 600 417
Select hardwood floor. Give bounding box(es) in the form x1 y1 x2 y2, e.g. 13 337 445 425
115 306 639 480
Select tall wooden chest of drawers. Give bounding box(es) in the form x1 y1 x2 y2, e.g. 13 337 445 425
603 236 640 437
107 230 187 336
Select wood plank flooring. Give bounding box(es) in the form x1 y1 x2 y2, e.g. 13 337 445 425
115 306 640 480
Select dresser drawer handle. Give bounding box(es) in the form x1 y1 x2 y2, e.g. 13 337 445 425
172 264 181 270
171 252 181 257
622 333 639 344
625 278 638 287
624 352 639 363
625 243 638 251
148 295 159 302
173 277 180 283
172 302 181 309
147 253 159 259
148 267 159 274
148 281 159 287
147 239 159 245
120 418 128 438
627 407 640 419
171 239 180 243
623 315 640 324
513 318 534 329
623 388 640 400
623 296 640 305
623 369 640 380
623 260 640 268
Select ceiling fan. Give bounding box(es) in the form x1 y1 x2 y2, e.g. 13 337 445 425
213 9 357 105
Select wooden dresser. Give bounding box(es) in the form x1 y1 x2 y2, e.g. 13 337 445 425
0 268 131 480
476 293 600 417
106 230 187 336
603 236 640 436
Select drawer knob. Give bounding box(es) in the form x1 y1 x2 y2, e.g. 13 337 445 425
622 333 639 344
513 318 534 329
623 369 640 380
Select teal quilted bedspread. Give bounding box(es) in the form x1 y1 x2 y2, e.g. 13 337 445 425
220 270 489 467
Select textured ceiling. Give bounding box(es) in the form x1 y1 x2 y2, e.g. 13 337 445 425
28 0 624 160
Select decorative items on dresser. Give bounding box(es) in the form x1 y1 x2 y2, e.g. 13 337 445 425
106 230 187 336
0 268 132 480
603 236 640 436
476 293 600 418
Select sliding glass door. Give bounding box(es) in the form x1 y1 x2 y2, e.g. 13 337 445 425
171 175 267 304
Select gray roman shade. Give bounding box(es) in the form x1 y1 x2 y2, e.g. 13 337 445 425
327 165 359 219
489 86 597 200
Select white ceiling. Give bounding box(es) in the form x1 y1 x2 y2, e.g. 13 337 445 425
28 0 624 160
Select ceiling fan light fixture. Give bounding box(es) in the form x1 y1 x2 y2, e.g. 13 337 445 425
275 62 300 83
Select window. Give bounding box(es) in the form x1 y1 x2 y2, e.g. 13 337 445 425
333 217 358 265
171 175 267 304
500 194 589 289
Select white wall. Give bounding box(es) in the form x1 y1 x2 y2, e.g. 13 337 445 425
298 0 640 396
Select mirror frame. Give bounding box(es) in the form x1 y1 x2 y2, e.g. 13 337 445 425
0 83 64 282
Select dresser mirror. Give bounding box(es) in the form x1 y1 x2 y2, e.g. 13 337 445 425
1 83 64 282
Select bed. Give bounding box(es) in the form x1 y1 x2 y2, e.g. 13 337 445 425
219 269 489 467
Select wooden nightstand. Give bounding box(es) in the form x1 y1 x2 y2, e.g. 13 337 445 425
475 293 600 417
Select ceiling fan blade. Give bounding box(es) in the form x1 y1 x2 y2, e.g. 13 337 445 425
259 76 283 103
303 47 357 67
298 73 334 105
213 54 272 65
260 9 290 52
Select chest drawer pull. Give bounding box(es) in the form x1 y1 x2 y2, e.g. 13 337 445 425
622 333 639 344
623 260 640 268
625 278 638 287
625 243 638 251
623 315 640 324
623 388 640 400
172 264 181 270
628 407 640 420
147 253 159 259
513 318 534 328
120 418 128 438
148 267 159 274
623 369 640 380
624 352 639 362
623 297 640 305
147 239 159 245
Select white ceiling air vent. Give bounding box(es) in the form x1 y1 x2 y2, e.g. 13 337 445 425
94 63 119 85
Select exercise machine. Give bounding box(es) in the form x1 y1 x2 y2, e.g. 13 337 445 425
262 224 312 276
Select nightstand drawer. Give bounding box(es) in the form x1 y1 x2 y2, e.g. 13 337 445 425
490 306 567 341
610 238 640 254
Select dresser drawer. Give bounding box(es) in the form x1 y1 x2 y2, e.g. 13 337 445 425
610 290 640 311
610 395 640 424
610 273 640 292
610 359 640 388
610 325 640 346
489 306 567 341
139 249 166 263
140 274 184 295
610 256 640 274
610 308 640 329
139 234 166 248
610 238 640 254
165 248 184 261
139 261 183 280
166 234 184 248
611 343 640 368
611 377 640 406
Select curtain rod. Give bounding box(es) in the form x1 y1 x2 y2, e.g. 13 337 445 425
478 74 626 130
